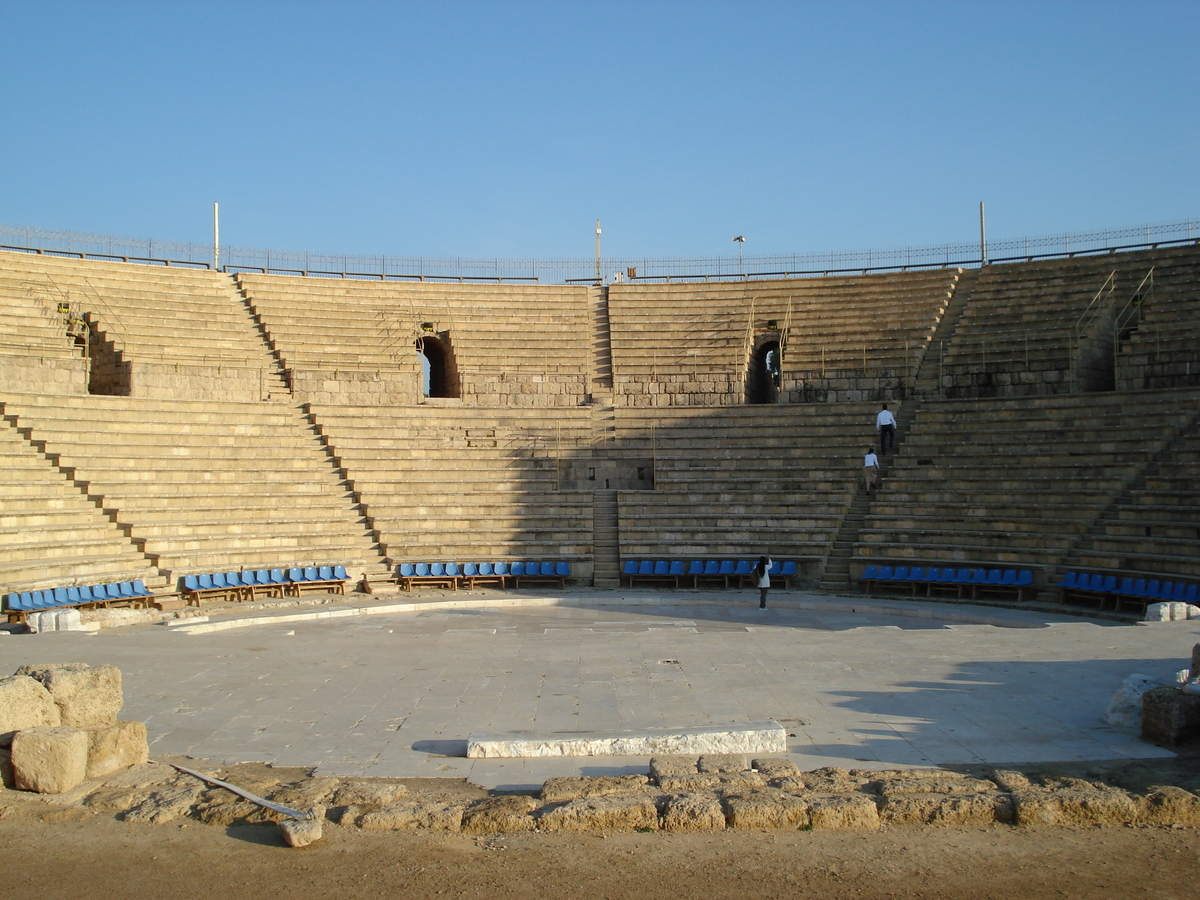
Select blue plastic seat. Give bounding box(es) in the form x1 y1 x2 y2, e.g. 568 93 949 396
446 563 461 577
556 562 570 578
637 561 653 576
687 560 705 576
415 563 431 577
303 566 319 581
480 562 495 576
652 561 670 576
718 561 736 578
253 570 271 585
269 569 287 584
623 560 639 576
1168 582 1187 602
1056 571 1079 589
667 561 683 577
509 562 525 576
733 560 753 578
212 572 230 589
29 590 47 610
1131 578 1149 597
184 575 200 593
863 565 879 580
539 562 556 576
702 561 720 577
316 565 332 581
399 563 416 577
463 563 479 577
906 567 925 582
1183 584 1199 603
53 587 71 606
877 566 894 581
333 565 348 581
66 586 82 604
1097 575 1117 594
780 561 797 577
494 562 510 577
1116 576 1135 596
1000 569 1018 586
1015 570 1033 587
522 562 539 576
101 584 120 600
892 566 909 581
116 582 136 599
430 563 446 577
5 593 19 611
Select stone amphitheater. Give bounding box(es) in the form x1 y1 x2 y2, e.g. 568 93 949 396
2 235 1199 834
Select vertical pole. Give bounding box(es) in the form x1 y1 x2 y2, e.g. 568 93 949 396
979 201 987 265
595 220 601 283
213 202 220 271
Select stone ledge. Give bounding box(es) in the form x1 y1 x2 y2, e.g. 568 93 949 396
466 721 787 758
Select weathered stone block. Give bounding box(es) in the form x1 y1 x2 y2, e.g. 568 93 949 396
11 726 89 794
662 793 726 831
16 663 123 728
806 793 881 830
541 774 649 803
0 747 12 789
752 758 800 779
878 792 1011 826
697 754 748 774
722 788 812 829
1012 789 1138 826
356 800 464 831
536 794 659 831
1137 786 1200 825
1142 686 1200 744
657 772 766 793
0 675 61 746
280 817 324 847
462 795 538 833
867 770 998 797
120 783 206 824
85 721 149 779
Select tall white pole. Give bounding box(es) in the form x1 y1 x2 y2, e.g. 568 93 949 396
213 202 220 271
979 201 987 265
595 220 601 282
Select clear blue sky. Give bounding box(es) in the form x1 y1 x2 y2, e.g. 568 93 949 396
3 1 1197 261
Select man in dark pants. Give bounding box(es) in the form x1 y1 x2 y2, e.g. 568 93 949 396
876 403 896 454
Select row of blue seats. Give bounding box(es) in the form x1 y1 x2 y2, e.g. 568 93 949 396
1057 572 1199 612
623 560 799 589
393 561 571 590
181 565 348 604
860 565 1034 600
5 580 156 615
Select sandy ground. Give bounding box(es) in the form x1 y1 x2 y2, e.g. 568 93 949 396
1 814 1197 900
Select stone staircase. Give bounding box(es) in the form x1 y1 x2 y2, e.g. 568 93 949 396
592 490 620 587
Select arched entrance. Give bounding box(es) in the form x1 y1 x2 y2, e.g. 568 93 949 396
747 338 781 404
415 335 458 398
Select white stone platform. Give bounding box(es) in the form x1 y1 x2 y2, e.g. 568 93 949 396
467 721 787 758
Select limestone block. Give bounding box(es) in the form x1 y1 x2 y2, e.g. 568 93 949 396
462 795 539 833
54 610 83 632
1103 673 1165 727
120 783 206 824
1137 786 1200 825
649 756 698 781
536 794 659 832
356 800 464 831
878 792 1012 826
16 663 123 727
988 769 1033 792
806 794 881 830
866 770 999 797
1012 789 1138 826
85 721 149 779
280 817 323 847
0 675 61 746
0 747 12 789
697 754 748 774
779 766 869 794
541 775 650 803
662 793 726 831
467 721 786 758
722 788 813 829
1142 686 1200 744
657 772 766 793
11 726 89 794
752 758 801 779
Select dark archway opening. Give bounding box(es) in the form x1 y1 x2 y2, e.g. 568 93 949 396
747 339 781 404
416 335 458 398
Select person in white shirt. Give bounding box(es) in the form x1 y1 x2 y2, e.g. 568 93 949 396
876 403 897 454
863 447 879 494
755 556 772 609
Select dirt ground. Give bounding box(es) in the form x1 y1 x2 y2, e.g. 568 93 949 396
2 752 1198 900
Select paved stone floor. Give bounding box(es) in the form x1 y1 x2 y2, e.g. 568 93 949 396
2 588 1196 790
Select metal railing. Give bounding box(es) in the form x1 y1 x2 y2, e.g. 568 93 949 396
2 217 1198 286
